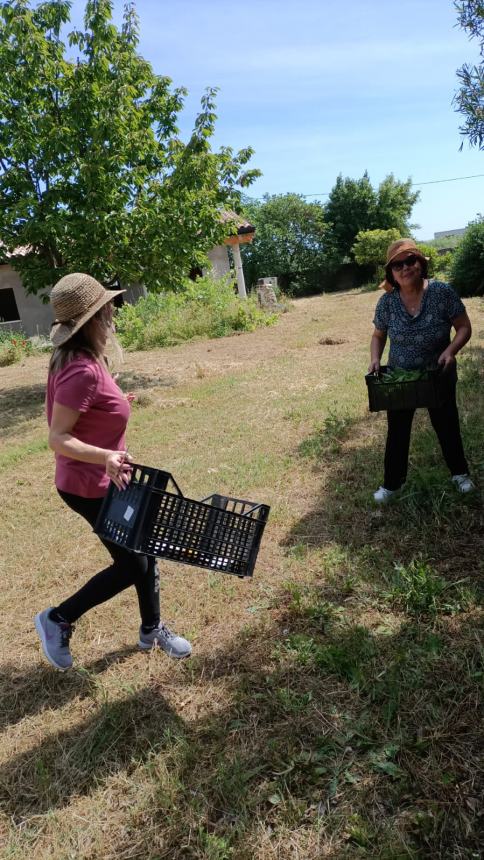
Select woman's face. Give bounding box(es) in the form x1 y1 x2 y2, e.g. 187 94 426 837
390 252 423 288
85 302 114 349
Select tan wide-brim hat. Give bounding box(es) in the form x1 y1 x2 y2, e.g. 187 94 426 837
379 239 428 292
50 273 125 347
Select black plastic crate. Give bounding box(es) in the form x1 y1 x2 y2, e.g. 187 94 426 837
365 366 455 412
95 464 270 578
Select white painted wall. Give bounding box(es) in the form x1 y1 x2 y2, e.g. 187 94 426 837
0 265 147 337
205 245 231 279
0 264 52 336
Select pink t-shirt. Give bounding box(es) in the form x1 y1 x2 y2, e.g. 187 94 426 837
46 354 131 498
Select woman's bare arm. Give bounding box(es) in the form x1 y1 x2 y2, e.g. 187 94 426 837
369 328 387 373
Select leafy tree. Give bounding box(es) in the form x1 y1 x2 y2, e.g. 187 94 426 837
241 193 328 295
0 0 259 295
449 216 484 295
352 228 401 282
324 172 419 265
453 1 484 149
353 230 447 284
413 243 448 279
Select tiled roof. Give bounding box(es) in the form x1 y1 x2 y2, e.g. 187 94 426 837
219 210 255 235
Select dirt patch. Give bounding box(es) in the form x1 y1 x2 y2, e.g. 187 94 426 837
318 336 347 345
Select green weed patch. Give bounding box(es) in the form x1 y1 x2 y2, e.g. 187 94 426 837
115 274 278 351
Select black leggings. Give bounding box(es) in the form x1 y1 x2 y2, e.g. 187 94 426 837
383 390 469 491
54 490 160 627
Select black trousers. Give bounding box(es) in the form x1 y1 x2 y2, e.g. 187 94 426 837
54 490 160 627
384 390 469 491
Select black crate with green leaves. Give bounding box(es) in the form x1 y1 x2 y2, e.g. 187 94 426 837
365 366 455 412
95 464 270 578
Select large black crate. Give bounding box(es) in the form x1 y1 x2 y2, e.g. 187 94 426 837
365 366 455 412
95 464 270 578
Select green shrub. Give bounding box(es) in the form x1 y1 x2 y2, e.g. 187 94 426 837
414 242 442 278
351 231 445 285
352 228 401 283
433 251 453 281
449 217 484 297
0 330 34 366
115 274 277 351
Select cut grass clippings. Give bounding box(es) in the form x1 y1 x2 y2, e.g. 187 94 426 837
0 292 482 859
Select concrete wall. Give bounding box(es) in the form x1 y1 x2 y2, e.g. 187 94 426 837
0 264 52 336
0 265 147 338
205 245 231 279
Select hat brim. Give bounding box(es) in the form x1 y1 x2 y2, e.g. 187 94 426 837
384 250 428 286
386 248 428 267
50 288 126 347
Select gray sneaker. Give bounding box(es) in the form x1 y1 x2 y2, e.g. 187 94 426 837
138 622 192 659
35 608 74 671
452 474 476 494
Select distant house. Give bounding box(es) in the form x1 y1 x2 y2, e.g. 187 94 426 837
0 254 144 337
0 249 53 337
433 228 466 239
1 212 256 336
431 227 467 256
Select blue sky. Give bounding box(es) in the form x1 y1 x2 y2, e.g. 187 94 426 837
68 0 483 240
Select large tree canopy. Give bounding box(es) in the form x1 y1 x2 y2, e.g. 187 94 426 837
453 1 484 149
0 0 259 294
324 172 419 265
241 193 328 295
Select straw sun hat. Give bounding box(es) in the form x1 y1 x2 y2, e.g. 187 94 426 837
50 273 125 347
379 239 429 292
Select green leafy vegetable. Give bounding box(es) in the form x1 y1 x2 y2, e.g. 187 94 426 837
377 368 430 384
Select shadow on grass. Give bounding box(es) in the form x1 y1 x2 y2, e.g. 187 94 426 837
0 383 46 435
0 604 482 857
0 647 139 732
285 348 484 588
0 685 183 819
0 352 482 857
115 370 178 391
0 372 177 437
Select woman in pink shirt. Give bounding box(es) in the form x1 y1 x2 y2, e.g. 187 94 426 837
35 273 191 670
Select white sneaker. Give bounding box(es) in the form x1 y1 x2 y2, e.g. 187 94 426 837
373 486 397 504
452 474 475 494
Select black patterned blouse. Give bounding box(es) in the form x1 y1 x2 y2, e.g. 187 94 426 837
373 280 466 370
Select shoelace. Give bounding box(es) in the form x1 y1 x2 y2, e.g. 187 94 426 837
59 623 74 648
155 623 174 641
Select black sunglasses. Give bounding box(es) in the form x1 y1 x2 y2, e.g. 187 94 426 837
391 254 418 271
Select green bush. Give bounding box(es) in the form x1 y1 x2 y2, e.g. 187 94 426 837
416 242 444 279
351 231 446 286
115 274 278 351
449 217 484 297
0 330 34 366
352 228 401 283
432 251 453 282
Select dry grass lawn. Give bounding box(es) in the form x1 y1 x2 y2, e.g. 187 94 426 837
0 291 483 859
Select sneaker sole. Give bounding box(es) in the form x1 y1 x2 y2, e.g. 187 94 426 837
34 613 71 672
137 639 192 659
